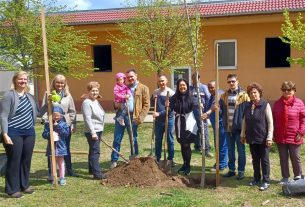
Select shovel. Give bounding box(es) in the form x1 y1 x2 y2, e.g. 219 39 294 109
126 97 136 160
100 138 129 163
149 96 157 157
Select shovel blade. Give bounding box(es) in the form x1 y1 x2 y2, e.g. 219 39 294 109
158 160 172 174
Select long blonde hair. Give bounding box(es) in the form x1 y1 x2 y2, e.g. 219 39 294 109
50 74 71 96
11 71 31 93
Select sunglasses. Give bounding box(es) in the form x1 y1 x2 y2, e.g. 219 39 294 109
281 88 293 92
227 80 236 84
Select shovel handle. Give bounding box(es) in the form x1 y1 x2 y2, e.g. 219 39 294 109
100 138 129 163
164 91 170 164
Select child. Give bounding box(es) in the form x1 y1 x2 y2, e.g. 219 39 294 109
113 72 131 126
42 106 70 186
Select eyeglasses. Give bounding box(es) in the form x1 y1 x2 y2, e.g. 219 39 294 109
281 88 293 92
227 80 236 84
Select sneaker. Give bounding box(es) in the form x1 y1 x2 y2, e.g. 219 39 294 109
294 175 302 180
279 177 289 185
117 117 125 126
249 180 260 186
236 172 245 180
59 178 66 186
47 175 54 182
93 174 107 180
8 192 23 199
67 170 78 177
110 161 117 169
23 187 35 194
206 151 214 158
183 166 191 175
259 182 270 191
178 164 187 174
223 171 236 177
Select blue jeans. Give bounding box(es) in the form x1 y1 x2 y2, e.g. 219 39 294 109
193 107 210 152
211 121 228 169
226 131 246 173
155 118 175 161
111 114 138 162
85 131 102 177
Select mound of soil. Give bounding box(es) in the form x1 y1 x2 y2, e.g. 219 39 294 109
103 157 187 187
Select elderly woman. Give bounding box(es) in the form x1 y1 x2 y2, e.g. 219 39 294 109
41 74 76 178
169 78 198 175
81 81 106 180
272 81 305 184
241 82 273 191
0 71 39 198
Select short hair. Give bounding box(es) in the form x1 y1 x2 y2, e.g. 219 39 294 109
126 69 136 74
192 73 200 79
227 74 238 80
247 82 263 97
50 74 71 96
11 71 31 93
87 81 100 91
281 81 296 91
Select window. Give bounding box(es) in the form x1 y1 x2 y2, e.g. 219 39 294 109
265 38 290 68
215 40 237 69
93 45 112 72
171 67 191 90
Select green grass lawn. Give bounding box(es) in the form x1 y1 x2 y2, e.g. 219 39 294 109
0 122 305 206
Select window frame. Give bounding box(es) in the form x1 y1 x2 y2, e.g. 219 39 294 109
171 66 192 90
215 39 237 70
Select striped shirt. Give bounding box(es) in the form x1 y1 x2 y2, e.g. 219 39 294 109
8 95 34 129
227 90 237 131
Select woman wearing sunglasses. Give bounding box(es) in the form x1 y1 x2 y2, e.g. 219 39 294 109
272 81 305 184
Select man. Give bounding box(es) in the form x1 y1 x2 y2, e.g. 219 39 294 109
220 74 249 180
111 69 150 168
189 73 212 157
202 81 228 171
152 75 175 164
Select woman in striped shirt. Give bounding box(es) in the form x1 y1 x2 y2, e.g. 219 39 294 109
0 71 39 198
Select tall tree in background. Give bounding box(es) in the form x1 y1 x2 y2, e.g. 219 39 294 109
281 10 305 67
112 0 204 75
0 0 95 78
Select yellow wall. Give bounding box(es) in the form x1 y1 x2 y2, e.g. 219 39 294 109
37 12 305 111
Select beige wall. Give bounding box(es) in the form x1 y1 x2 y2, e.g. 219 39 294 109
37 12 305 111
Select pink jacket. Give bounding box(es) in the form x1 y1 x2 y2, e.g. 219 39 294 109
272 96 305 144
113 83 131 103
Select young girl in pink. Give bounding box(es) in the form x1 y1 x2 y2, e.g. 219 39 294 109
42 106 70 186
113 72 131 126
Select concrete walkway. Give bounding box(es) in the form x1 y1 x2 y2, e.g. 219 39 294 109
77 113 153 123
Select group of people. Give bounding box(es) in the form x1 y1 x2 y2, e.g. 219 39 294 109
1 70 305 198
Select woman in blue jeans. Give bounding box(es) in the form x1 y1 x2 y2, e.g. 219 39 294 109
81 81 106 180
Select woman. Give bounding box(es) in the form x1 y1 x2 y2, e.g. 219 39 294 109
272 81 305 184
240 82 273 191
169 79 198 175
0 71 39 198
81 81 106 180
41 74 76 177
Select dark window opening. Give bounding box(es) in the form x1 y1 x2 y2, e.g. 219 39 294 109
93 45 112 72
265 38 290 68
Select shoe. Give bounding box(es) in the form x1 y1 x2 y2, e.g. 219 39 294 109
67 170 78 177
47 175 54 182
223 171 236 177
23 187 35 194
178 164 187 174
183 166 191 175
110 161 117 169
93 174 107 180
210 167 225 172
59 178 66 186
259 182 270 191
206 151 214 158
117 117 125 126
8 192 23 199
236 172 245 180
279 177 289 185
249 180 260 186
294 175 302 180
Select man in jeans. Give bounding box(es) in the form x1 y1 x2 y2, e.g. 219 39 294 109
220 74 249 180
152 75 175 165
111 69 150 168
189 73 212 157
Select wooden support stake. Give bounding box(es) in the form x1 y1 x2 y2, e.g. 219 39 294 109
41 8 58 186
215 43 220 187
